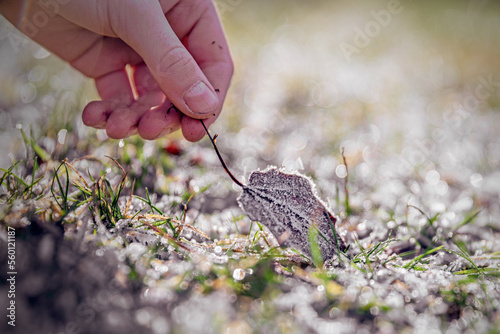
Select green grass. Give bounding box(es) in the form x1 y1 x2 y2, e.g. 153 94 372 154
4 151 495 296
1 129 499 333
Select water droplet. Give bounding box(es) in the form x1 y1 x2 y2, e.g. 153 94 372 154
329 307 341 318
282 157 304 171
296 157 304 170
119 139 125 147
430 202 446 213
19 83 37 103
152 316 170 334
409 181 421 195
370 306 379 316
425 170 440 186
335 165 347 178
33 47 51 59
435 180 448 195
214 246 223 255
143 141 155 158
453 197 473 211
28 65 47 84
470 173 483 187
317 285 325 292
57 129 67 145
232 268 246 281
288 131 307 151
152 261 169 274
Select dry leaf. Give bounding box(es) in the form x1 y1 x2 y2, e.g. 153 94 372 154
237 167 345 260
200 120 345 261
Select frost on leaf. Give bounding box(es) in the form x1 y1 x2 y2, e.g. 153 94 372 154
237 167 345 261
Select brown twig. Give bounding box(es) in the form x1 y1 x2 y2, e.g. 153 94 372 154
200 120 245 188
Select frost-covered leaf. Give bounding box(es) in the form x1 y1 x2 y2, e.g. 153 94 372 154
237 167 345 261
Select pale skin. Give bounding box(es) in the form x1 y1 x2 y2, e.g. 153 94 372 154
0 0 233 142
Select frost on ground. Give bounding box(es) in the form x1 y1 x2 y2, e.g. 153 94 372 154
0 151 499 334
1 0 500 333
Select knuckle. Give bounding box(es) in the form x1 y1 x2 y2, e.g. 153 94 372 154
156 47 194 80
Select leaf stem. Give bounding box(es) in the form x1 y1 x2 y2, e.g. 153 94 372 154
200 120 245 188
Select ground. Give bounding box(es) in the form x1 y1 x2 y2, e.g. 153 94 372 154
1 0 500 333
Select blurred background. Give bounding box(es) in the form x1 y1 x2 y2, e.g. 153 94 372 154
1 0 499 201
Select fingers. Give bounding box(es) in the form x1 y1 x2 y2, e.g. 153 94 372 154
84 91 167 139
138 102 182 140
104 106 142 139
133 63 160 96
115 1 220 120
181 114 217 142
82 67 138 128
84 61 171 140
74 0 233 142
82 67 137 138
82 100 115 129
104 93 159 139
94 68 135 103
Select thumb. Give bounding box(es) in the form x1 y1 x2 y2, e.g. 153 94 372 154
118 3 219 118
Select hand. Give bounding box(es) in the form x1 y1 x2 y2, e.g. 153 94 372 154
0 0 233 142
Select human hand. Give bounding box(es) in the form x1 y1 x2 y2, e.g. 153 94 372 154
0 0 233 142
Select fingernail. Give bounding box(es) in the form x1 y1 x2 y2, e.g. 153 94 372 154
183 81 218 115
